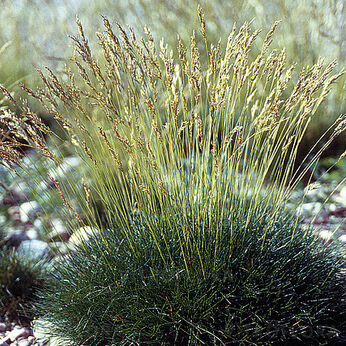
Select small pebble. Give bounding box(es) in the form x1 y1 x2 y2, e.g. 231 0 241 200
19 201 41 223
0 323 9 333
4 327 29 343
47 218 69 241
7 206 22 224
2 188 25 206
26 229 39 240
18 240 50 260
47 225 70 242
69 226 97 246
17 336 34 346
338 234 346 243
4 231 30 248
33 219 44 233
319 230 333 241
300 202 322 216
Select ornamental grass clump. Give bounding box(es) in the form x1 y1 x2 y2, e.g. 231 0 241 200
33 213 345 345
1 8 345 344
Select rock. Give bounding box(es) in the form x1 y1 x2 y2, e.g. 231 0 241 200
4 327 30 342
0 323 10 333
18 240 50 260
33 318 63 346
327 203 337 212
69 226 97 246
49 242 75 255
319 230 333 242
300 202 322 216
0 215 7 225
7 206 22 224
2 187 25 206
19 201 42 223
33 219 44 233
304 182 321 198
47 219 70 242
25 228 39 240
334 187 346 205
48 156 80 181
17 336 34 346
3 230 30 247
47 229 70 242
338 234 346 243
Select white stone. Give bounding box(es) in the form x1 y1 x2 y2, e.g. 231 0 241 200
338 234 346 243
50 218 67 233
47 219 69 242
33 219 44 233
304 182 321 198
17 337 34 346
18 240 50 259
327 203 337 212
335 186 346 204
300 202 322 215
69 226 97 246
19 201 41 223
3 327 29 342
319 230 333 241
48 156 80 181
33 318 72 346
26 229 39 240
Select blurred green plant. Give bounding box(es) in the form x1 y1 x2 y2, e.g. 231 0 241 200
316 155 346 183
0 247 47 322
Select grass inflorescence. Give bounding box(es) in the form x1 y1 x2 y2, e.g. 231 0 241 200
1 1 344 154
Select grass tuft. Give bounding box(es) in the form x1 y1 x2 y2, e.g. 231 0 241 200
34 209 345 344
0 247 47 322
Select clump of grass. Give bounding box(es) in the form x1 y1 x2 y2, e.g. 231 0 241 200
1 7 345 344
0 247 47 322
34 211 345 345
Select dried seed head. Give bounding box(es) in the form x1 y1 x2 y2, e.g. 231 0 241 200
48 174 83 223
197 5 206 40
262 21 281 54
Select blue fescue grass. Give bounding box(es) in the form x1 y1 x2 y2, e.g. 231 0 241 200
0 6 345 345
33 208 345 344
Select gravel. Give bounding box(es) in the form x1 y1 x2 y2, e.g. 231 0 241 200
0 323 40 346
